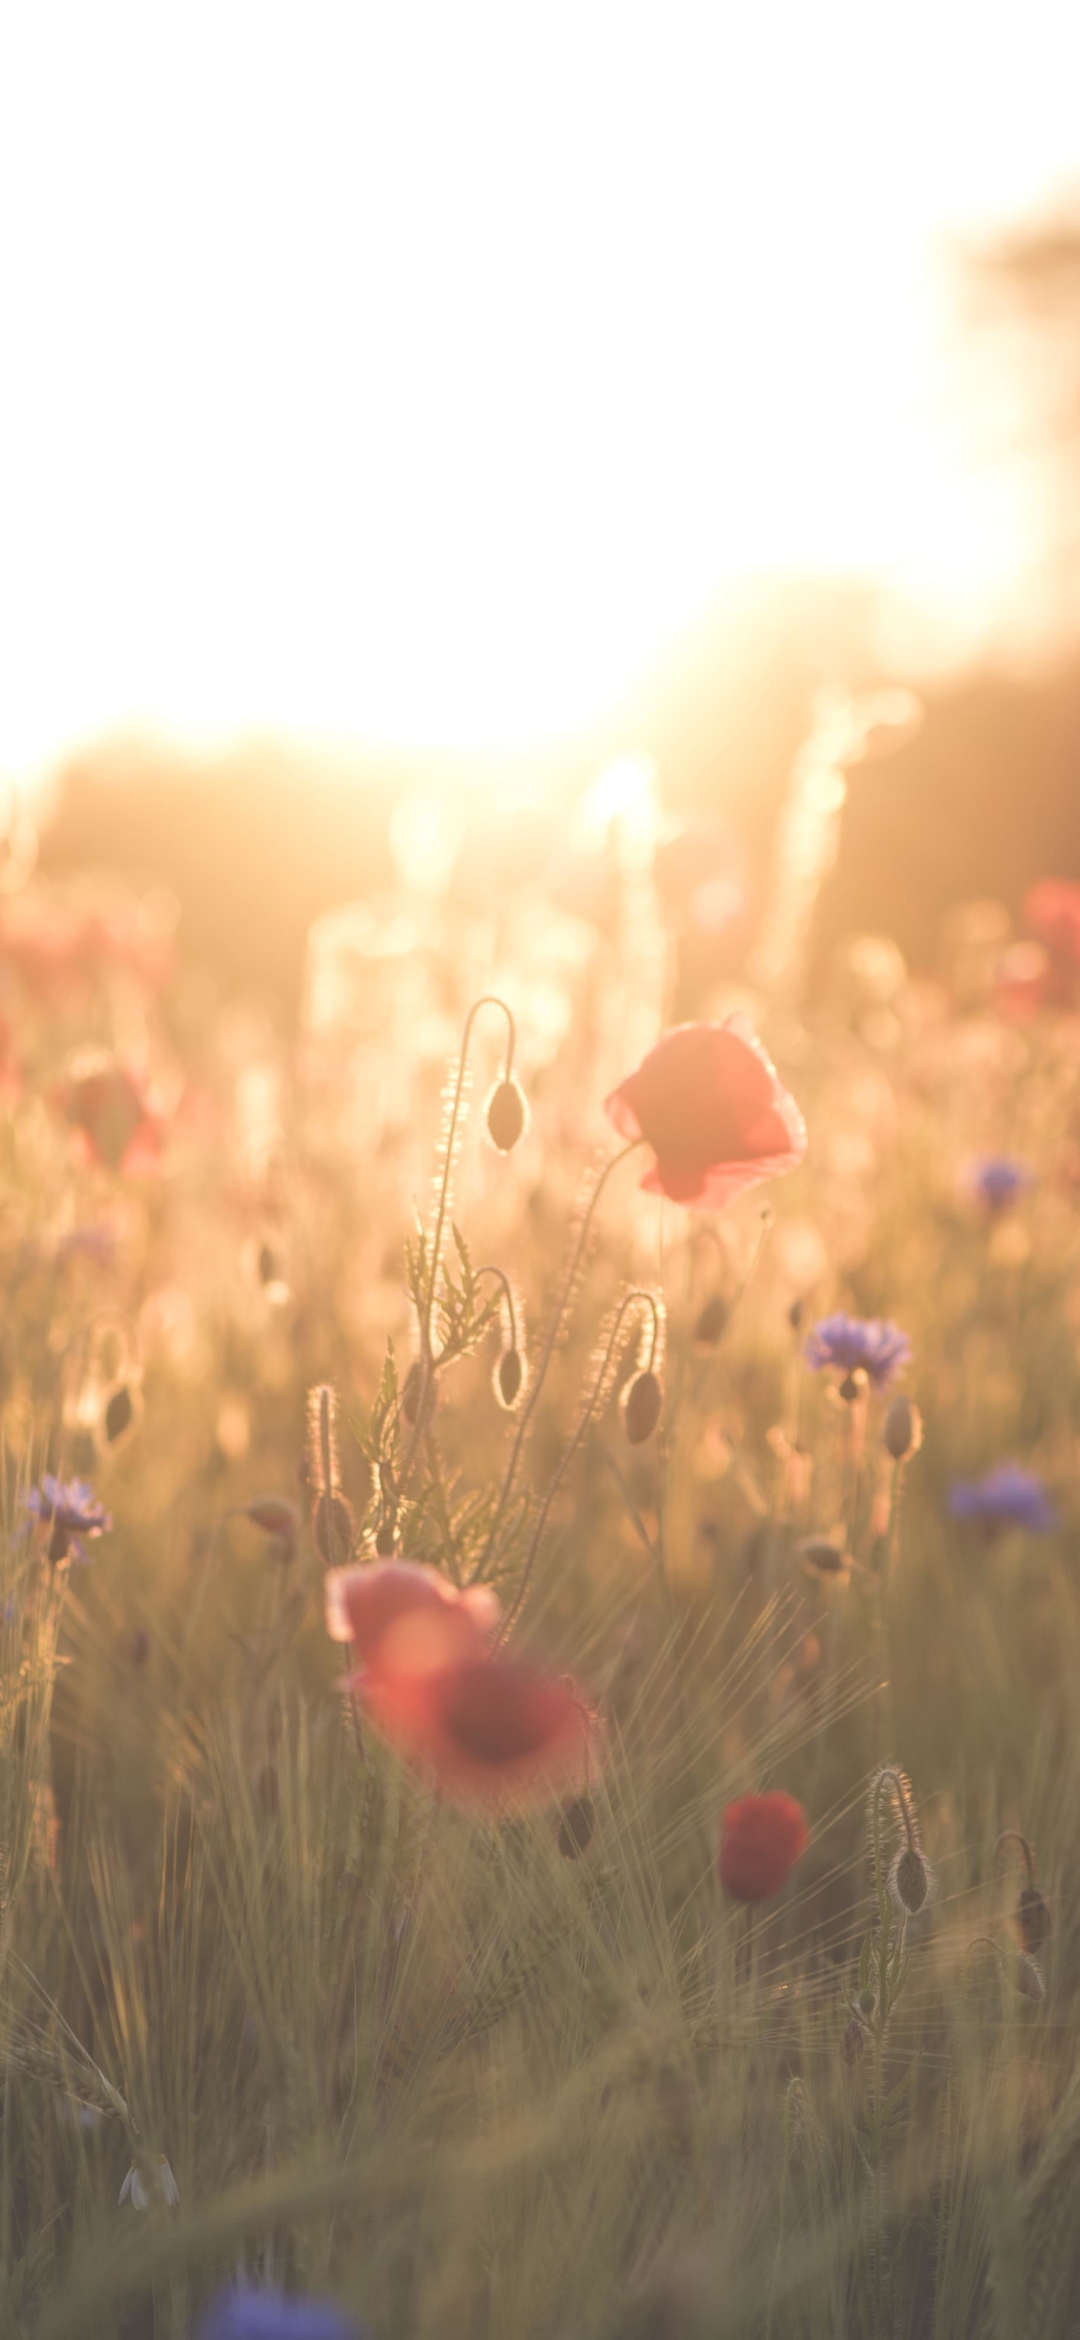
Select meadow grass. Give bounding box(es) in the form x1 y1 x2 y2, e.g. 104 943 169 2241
2 856 1080 2338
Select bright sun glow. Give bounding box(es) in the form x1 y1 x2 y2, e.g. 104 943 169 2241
1 1 1078 780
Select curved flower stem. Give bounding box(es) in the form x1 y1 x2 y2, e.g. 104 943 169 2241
494 1287 660 1642
995 1830 1037 1886
470 1140 643 1583
476 1264 519 1354
874 1764 919 1855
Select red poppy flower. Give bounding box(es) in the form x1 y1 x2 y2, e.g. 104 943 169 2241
605 1015 806 1210
1025 879 1080 973
358 1646 597 1809
324 1559 500 1674
58 1054 163 1175
718 1791 809 1902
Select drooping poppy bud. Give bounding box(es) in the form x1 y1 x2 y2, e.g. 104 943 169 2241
693 1293 728 1347
623 1369 662 1446
797 1536 849 1581
557 1793 596 1858
1016 1884 1053 1956
883 1394 922 1462
840 2015 868 2064
718 1791 809 1903
494 1347 524 1409
888 1844 932 1915
101 1381 140 1449
486 1077 528 1153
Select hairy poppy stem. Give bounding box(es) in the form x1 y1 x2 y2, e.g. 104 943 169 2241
476 1263 518 1354
470 1138 643 1585
394 996 517 1513
494 1286 660 1642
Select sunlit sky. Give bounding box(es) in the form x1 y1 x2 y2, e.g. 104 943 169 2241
2 2 1079 780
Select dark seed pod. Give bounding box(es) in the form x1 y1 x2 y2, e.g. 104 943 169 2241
557 1795 596 1859
693 1294 728 1347
797 1536 849 1579
103 1383 137 1446
838 1369 865 1404
402 1361 437 1431
486 1076 527 1153
856 1987 877 2019
374 1520 397 1557
623 1369 662 1446
313 1490 356 1568
889 1844 932 1915
883 1393 922 1462
840 2015 867 2065
494 1347 524 1409
256 1240 281 1287
1017 1885 1053 1955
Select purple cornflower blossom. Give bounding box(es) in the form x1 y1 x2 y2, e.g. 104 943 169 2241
803 1312 911 1391
195 2288 362 2340
968 1157 1032 1213
23 1475 112 1565
948 1464 1057 1535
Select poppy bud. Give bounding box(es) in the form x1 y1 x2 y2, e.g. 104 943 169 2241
494 1347 524 1409
623 1370 662 1446
101 1383 136 1447
840 2016 867 2065
557 1794 596 1858
1015 1953 1046 2002
888 1844 932 1915
856 1987 876 2018
237 1496 300 1539
797 1536 849 1580
1016 1884 1053 1956
883 1394 922 1462
402 1361 437 1431
693 1294 728 1347
838 1368 867 1404
374 1520 397 1556
313 1490 356 1568
486 1077 527 1153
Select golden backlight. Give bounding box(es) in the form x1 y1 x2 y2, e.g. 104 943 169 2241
1 2 1078 780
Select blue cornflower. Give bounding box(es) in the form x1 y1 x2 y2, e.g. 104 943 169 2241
968 1157 1032 1212
948 1464 1057 1535
23 1475 112 1566
803 1313 911 1391
194 2287 362 2340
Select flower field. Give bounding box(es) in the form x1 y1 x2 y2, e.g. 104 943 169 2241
4 806 1080 2339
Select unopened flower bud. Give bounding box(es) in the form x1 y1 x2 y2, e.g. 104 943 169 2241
797 1536 849 1580
557 1794 596 1859
486 1077 527 1153
374 1520 397 1557
693 1294 728 1347
103 1382 138 1447
838 1368 867 1404
856 1987 876 2019
840 2016 867 2065
494 1347 524 1409
1016 1885 1053 1956
889 1844 932 1915
623 1369 662 1446
313 1490 356 1568
884 1394 922 1463
1015 1953 1046 2002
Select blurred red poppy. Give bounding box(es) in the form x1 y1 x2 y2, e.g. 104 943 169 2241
324 1558 499 1674
605 1015 806 1210
58 1055 163 1175
1025 879 1080 973
718 1791 809 1902
358 1646 597 1809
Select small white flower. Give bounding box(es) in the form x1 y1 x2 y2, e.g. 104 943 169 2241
118 2154 179 2210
